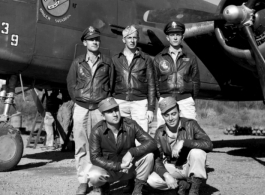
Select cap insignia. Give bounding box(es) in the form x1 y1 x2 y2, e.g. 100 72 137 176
172 22 177 28
88 26 95 34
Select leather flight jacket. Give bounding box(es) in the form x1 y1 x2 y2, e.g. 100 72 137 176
89 117 157 172
154 47 200 101
153 118 213 179
67 54 114 110
112 49 156 111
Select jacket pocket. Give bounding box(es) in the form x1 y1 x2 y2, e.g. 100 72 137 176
138 76 147 83
160 75 168 82
114 76 124 91
102 84 110 92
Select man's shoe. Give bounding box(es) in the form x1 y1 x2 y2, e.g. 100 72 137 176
76 183 88 195
122 178 134 193
132 178 146 195
177 180 190 195
88 183 110 195
187 176 202 195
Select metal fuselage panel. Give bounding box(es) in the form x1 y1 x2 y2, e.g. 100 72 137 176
0 0 223 98
0 0 36 74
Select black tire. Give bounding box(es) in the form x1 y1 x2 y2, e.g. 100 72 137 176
0 122 24 172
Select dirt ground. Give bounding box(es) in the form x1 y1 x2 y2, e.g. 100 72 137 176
1 126 265 195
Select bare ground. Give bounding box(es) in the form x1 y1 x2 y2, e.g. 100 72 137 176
1 126 265 195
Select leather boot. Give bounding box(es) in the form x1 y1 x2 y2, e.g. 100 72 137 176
188 177 202 195
177 180 191 195
132 178 146 195
88 183 110 195
122 178 135 193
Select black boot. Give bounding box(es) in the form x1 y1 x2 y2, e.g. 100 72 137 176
88 183 110 195
177 180 191 195
123 178 135 193
132 178 146 195
188 177 202 195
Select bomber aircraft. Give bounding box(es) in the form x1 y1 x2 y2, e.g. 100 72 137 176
0 0 265 171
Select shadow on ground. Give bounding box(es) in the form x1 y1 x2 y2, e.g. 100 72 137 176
23 150 74 161
213 138 265 166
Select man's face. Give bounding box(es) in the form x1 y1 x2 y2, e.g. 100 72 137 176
83 37 100 52
162 106 180 128
122 31 138 50
103 107 121 125
166 32 183 47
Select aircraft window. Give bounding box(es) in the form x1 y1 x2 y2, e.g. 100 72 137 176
1 22 9 34
11 35 19 46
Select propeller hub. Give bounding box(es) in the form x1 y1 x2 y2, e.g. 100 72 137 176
223 5 247 24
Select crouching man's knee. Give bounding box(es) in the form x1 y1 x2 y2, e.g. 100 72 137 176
88 166 108 187
188 149 206 162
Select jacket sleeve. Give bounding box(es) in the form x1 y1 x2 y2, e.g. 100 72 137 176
153 129 168 179
128 121 157 157
89 127 122 172
190 56 200 98
66 60 77 101
153 57 161 100
146 56 156 112
183 121 213 152
109 60 115 96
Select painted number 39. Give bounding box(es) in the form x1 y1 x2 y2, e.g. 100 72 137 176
1 22 19 46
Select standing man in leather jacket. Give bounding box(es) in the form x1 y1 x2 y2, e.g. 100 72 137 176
66 26 114 195
112 25 156 133
154 21 200 128
88 97 157 195
147 97 212 195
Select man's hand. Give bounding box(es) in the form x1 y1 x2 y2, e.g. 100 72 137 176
120 151 133 172
163 172 178 189
172 140 184 158
146 111 154 123
98 174 110 182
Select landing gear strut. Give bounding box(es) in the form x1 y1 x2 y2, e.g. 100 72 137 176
0 75 24 172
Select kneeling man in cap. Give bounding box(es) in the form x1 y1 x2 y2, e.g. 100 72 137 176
147 97 213 195
88 97 157 195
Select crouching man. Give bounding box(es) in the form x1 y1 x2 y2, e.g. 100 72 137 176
147 97 213 195
88 97 157 195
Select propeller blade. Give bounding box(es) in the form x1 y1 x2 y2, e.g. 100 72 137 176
143 8 224 24
242 25 265 100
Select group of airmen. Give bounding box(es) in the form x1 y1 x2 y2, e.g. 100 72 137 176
66 20 213 195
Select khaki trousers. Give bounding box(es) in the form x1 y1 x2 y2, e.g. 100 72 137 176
73 104 103 183
115 99 149 132
147 149 207 190
88 153 154 187
44 112 54 147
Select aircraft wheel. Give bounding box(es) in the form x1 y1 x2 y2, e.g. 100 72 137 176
0 122 24 172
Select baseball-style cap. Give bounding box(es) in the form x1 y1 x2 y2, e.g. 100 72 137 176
122 25 138 38
159 97 178 114
98 97 119 113
81 26 100 41
164 21 185 35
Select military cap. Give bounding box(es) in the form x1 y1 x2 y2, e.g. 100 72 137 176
122 25 138 38
159 97 178 114
164 21 185 35
98 97 119 113
81 26 100 41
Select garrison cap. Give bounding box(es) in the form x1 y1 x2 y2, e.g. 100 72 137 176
164 21 185 35
98 97 119 113
122 25 138 38
159 97 178 114
81 26 100 41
